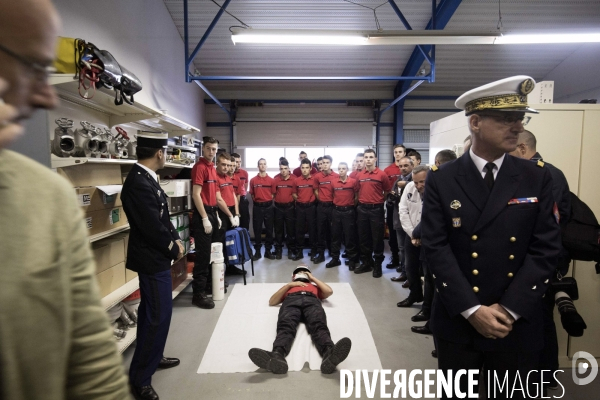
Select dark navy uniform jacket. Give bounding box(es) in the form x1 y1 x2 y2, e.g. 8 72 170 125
121 164 181 275
422 151 561 352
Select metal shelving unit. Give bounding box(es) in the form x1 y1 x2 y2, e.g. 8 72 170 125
115 273 193 354
101 277 139 311
89 224 130 244
51 155 192 170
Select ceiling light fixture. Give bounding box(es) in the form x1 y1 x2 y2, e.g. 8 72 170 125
230 28 600 46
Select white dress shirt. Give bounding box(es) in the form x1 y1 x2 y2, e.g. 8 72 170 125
461 149 520 322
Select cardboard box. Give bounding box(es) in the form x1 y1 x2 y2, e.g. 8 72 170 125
125 268 138 282
177 214 185 227
92 236 125 274
183 213 190 227
170 216 179 229
96 262 126 297
171 257 187 290
58 163 122 187
159 179 190 197
85 207 128 236
112 232 130 261
76 186 122 213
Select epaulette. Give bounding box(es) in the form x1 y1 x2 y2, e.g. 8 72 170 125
431 165 438 172
537 160 545 168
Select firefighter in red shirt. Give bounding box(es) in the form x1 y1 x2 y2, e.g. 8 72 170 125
292 151 318 177
383 144 407 270
232 152 250 231
248 264 352 375
354 149 392 278
293 158 318 261
250 158 275 260
349 152 364 180
191 137 228 309
272 159 297 260
328 162 359 269
312 155 338 264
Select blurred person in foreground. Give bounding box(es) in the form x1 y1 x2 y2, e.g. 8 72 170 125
0 0 131 398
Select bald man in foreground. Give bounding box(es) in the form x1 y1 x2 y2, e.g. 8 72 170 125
0 1 132 399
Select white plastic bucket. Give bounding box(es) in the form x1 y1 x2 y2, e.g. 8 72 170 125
211 259 225 301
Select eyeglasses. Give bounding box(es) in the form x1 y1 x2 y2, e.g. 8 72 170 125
0 43 56 81
477 113 531 126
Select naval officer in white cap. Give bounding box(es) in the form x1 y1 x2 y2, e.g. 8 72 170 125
421 76 562 398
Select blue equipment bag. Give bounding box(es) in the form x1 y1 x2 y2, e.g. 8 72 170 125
225 227 254 284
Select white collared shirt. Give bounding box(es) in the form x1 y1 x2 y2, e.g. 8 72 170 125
136 163 158 182
470 148 505 180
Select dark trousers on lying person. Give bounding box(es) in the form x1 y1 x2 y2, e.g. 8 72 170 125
331 207 358 262
296 203 317 254
357 204 385 266
404 235 423 301
272 293 334 357
252 202 274 250
191 209 224 294
274 203 296 253
129 270 173 387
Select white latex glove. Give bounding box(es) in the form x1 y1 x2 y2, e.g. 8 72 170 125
230 215 240 228
202 217 212 234
217 214 222 229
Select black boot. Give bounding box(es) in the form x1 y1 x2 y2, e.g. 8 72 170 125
132 385 159 400
248 347 288 374
192 293 215 309
310 250 317 261
275 247 283 260
354 262 373 274
292 250 303 261
385 254 400 269
347 260 357 271
320 337 352 374
252 248 262 261
342 251 349 258
326 258 341 268
264 249 276 260
287 249 295 260
313 252 325 264
372 263 383 278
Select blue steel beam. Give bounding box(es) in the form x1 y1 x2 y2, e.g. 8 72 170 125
393 0 463 144
387 1 432 66
190 75 432 81
203 96 457 104
380 80 424 116
194 80 230 118
186 0 232 81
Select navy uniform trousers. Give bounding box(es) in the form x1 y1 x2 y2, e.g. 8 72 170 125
295 202 317 255
129 270 173 387
273 293 334 356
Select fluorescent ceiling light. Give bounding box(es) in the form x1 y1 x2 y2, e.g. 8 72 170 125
231 28 600 46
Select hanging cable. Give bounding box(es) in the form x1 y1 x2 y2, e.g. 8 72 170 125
496 0 504 31
342 0 389 32
209 0 250 28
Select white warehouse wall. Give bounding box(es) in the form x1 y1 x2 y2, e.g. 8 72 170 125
53 0 205 132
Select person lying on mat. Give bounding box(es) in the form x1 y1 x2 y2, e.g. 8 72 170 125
248 264 352 374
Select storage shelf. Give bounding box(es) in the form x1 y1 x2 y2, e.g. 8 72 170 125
169 208 193 216
49 74 200 137
102 277 139 311
114 273 192 354
51 155 192 170
89 224 130 243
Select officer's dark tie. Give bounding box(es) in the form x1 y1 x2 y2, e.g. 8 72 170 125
484 162 495 190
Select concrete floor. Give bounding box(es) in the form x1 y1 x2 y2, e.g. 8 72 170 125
122 247 600 399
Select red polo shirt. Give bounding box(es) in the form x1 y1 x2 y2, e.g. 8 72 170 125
191 157 219 207
250 173 274 203
272 174 297 204
234 169 249 195
231 174 244 197
296 175 316 203
293 165 318 177
332 176 358 207
217 172 236 207
356 168 391 204
384 163 402 185
349 169 363 180
313 170 339 202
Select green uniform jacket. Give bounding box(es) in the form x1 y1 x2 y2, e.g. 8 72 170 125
0 150 131 400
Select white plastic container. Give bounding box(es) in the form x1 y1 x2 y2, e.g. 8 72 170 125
211 259 225 301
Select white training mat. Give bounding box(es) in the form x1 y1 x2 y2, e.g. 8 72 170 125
197 282 382 373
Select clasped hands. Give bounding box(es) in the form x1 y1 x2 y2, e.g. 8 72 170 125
468 304 515 340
